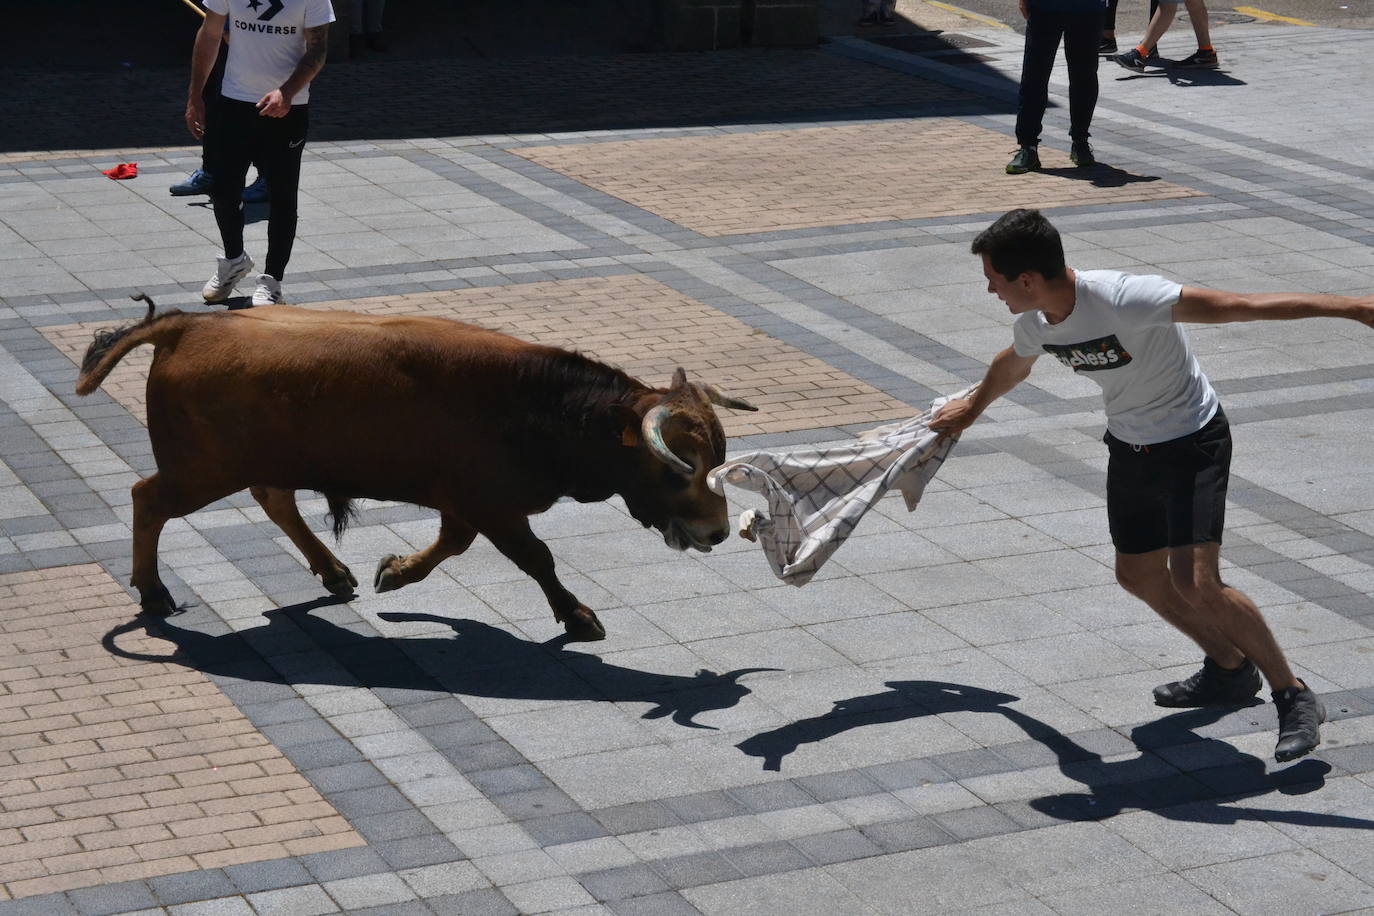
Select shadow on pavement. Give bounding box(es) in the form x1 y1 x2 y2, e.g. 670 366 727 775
1038 164 1164 187
103 601 777 731
735 679 1374 831
4 0 1017 153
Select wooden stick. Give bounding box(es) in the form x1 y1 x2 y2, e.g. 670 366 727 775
176 0 207 18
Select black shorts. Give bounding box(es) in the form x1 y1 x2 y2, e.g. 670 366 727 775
1104 407 1231 555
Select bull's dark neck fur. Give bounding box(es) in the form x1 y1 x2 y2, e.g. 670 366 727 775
498 347 645 499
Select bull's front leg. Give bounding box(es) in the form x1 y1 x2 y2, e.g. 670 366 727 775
482 518 606 641
374 514 477 593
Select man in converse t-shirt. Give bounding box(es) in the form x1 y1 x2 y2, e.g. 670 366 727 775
186 0 335 307
931 208 1374 763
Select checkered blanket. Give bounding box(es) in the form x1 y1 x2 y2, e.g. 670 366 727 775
707 386 975 586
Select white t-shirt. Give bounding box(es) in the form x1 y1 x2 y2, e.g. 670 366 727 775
205 0 336 105
1012 269 1218 445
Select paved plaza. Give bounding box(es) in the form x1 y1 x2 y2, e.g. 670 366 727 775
5 16 1374 916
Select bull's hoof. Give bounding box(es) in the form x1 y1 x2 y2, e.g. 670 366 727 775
562 606 606 642
373 554 404 593
138 583 178 617
322 565 358 597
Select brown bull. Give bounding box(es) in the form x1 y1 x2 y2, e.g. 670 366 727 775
76 297 756 641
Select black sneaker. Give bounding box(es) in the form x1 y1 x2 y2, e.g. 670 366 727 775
1174 48 1219 69
1112 48 1148 72
1273 683 1325 761
1006 146 1040 175
1153 657 1262 708
857 12 880 26
878 12 898 24
1070 140 1096 167
1097 38 1117 57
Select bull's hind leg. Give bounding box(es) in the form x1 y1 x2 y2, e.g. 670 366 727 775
131 473 228 616
482 518 605 641
249 486 358 596
374 514 477 593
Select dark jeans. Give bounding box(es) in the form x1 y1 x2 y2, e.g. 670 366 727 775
1015 6 1103 147
206 97 308 280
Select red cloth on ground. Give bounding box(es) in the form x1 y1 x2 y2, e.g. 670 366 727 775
102 163 138 180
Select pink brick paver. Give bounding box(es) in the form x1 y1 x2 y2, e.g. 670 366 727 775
514 120 1203 236
43 275 915 437
0 565 365 900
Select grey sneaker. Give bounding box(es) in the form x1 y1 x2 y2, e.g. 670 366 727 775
1174 48 1219 69
251 273 283 307
1154 657 1262 708
1113 48 1148 72
202 253 254 303
1273 683 1325 762
1006 147 1040 175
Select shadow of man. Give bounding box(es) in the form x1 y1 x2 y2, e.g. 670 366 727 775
103 601 775 730
736 679 1374 832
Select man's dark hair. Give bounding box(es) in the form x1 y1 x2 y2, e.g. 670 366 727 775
970 209 1066 281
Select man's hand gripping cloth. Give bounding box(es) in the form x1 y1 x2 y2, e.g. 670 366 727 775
706 386 976 586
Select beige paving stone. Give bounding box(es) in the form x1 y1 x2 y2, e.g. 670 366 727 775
44 275 914 436
515 120 1203 236
0 564 365 900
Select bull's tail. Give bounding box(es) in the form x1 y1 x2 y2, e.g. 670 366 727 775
324 494 357 542
76 293 189 396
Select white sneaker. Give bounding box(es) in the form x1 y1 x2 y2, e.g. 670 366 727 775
202 252 254 303
251 273 283 306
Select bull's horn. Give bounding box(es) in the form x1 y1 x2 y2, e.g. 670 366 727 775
695 382 758 412
641 405 694 476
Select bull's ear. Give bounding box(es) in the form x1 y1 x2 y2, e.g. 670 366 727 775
670 367 689 390
611 405 641 447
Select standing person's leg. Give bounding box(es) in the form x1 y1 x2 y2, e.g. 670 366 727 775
365 0 388 46
1174 0 1219 67
1009 7 1062 174
252 105 308 304
202 98 256 303
1100 0 1118 54
1063 9 1103 164
1107 415 1323 761
1112 0 1178 70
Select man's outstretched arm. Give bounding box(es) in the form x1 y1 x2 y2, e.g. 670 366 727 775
930 346 1039 437
1174 287 1374 325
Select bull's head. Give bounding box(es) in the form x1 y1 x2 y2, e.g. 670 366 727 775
619 368 756 552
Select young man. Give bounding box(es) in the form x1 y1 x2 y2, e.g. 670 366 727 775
931 208 1374 761
186 0 334 307
1113 0 1217 71
1006 0 1107 175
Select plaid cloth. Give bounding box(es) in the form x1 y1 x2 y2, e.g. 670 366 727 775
707 386 975 586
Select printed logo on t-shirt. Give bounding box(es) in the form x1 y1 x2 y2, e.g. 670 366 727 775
1042 335 1133 372
247 0 285 20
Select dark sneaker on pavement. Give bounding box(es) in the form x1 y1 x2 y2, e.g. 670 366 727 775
1006 147 1040 175
1070 140 1096 167
857 12 880 25
1097 38 1117 57
1154 657 1262 707
1273 683 1325 761
169 168 213 196
1113 48 1148 72
241 174 270 204
1174 48 1219 69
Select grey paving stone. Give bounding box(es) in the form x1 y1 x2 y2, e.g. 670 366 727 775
427 888 519 916
860 815 957 853
147 871 237 906
226 857 315 894
791 827 886 866
579 864 671 902
661 791 748 825
593 801 683 835
68 881 158 915
719 840 812 878
376 834 466 870
649 851 744 890
301 845 393 883
521 811 609 846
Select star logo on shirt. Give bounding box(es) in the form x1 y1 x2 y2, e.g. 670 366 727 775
246 0 262 9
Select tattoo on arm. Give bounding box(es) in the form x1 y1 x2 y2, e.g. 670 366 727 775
301 24 328 73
